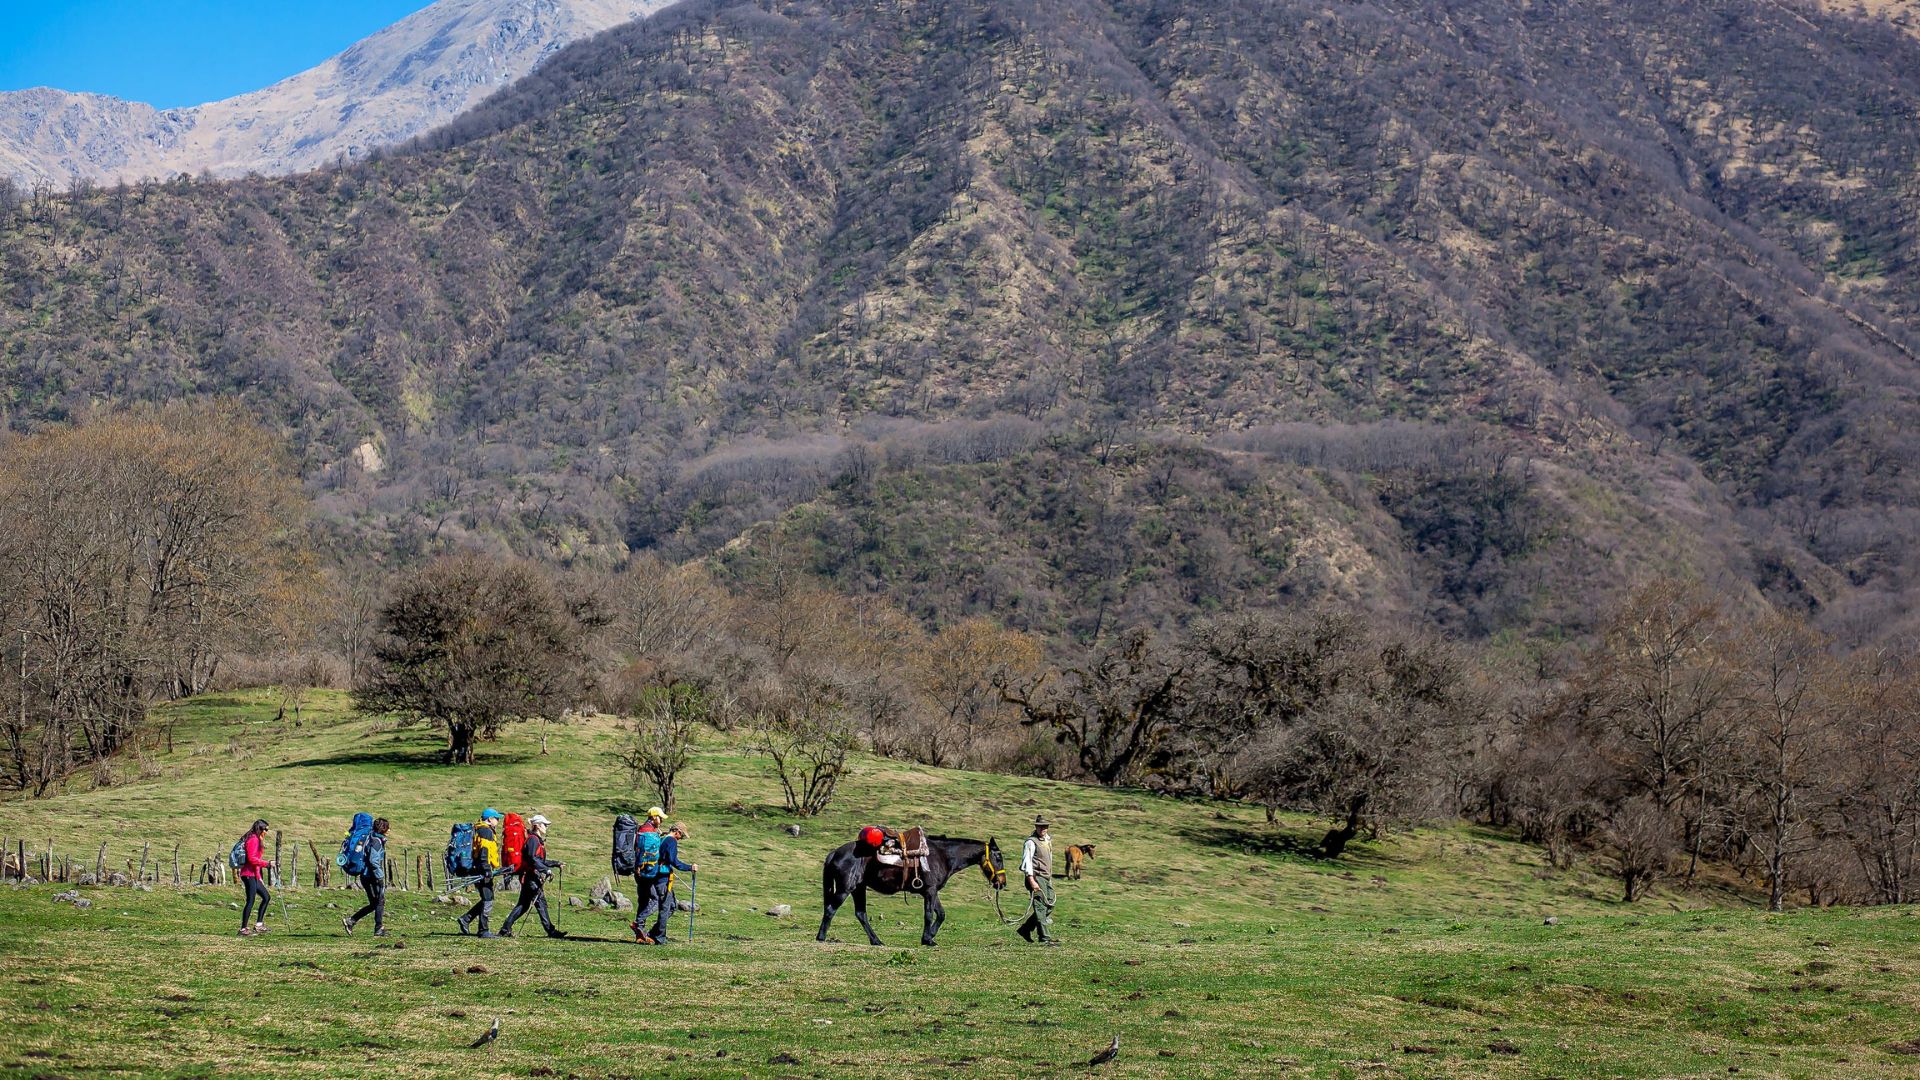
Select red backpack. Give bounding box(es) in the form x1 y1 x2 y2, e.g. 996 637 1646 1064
502 814 526 873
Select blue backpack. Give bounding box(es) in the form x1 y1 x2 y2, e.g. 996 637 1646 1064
636 829 662 877
337 812 375 877
445 821 477 878
228 835 249 870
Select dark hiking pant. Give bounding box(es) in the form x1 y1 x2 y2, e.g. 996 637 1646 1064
500 877 556 935
350 873 385 932
643 876 675 941
464 881 495 932
241 876 271 928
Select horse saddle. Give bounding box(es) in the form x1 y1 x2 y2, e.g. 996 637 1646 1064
871 827 930 876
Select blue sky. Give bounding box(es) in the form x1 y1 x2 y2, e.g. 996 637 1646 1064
0 1 430 108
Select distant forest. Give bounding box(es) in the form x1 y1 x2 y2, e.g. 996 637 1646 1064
3 0 1919 646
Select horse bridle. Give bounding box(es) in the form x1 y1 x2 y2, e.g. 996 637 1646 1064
981 844 1016 924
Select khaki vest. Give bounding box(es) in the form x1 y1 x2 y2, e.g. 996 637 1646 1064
1029 835 1053 878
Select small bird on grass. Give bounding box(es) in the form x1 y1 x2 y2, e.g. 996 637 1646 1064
1088 1035 1119 1067
470 1018 500 1048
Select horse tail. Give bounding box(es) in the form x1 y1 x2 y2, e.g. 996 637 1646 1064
821 848 843 902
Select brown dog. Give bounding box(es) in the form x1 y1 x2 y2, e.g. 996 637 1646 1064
1064 843 1095 880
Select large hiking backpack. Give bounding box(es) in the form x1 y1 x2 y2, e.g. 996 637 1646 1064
337 812 375 877
636 828 663 878
611 814 639 874
445 822 477 879
502 813 526 873
229 835 250 870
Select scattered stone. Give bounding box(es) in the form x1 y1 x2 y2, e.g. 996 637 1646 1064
676 900 699 913
767 904 793 918
568 896 587 909
786 824 802 837
52 890 80 904
132 881 152 892
230 902 241 910
1172 921 1191 929
434 894 458 905
75 873 98 887
1543 916 1560 926
327 903 338 909
612 891 632 912
107 872 131 887
72 897 92 910
466 965 489 975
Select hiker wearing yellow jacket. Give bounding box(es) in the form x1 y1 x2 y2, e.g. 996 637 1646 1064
459 809 504 939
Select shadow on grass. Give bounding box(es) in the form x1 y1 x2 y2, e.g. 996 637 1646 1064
275 747 450 770
1172 822 1385 867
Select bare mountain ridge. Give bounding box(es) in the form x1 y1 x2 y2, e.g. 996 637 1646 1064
0 0 669 188
3 0 1919 644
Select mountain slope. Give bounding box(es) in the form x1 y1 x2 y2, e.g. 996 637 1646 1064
0 0 670 188
2 0 1918 642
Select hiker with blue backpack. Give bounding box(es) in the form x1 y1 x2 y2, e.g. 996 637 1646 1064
341 815 390 937
232 819 274 938
640 821 697 946
458 809 505 938
612 807 666 943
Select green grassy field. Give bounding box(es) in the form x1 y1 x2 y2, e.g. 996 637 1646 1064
1 691 1917 1078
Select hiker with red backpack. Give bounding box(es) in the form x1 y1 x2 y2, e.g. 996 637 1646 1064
234 819 274 938
499 814 566 939
342 816 390 937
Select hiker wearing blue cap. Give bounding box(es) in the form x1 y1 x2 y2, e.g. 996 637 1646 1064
458 809 505 938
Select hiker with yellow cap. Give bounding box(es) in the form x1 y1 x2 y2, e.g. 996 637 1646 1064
1018 814 1060 946
627 808 666 942
499 813 566 939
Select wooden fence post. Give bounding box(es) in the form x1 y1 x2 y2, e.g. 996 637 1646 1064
94 842 106 881
289 842 298 890
13 840 21 882
272 832 283 889
138 842 149 882
172 843 181 886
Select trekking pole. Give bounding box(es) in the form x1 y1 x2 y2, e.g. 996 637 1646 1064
687 872 696 943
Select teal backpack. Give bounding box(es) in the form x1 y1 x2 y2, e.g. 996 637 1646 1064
636 829 662 877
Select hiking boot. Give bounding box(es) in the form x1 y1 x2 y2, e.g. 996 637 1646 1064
546 929 568 940
237 927 254 938
477 931 498 939
253 923 268 935
342 917 355 935
1038 938 1062 947
371 929 390 938
1017 926 1034 942
456 916 472 936
496 928 515 938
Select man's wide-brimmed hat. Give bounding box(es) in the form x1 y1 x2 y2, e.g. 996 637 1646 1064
1033 814 1052 829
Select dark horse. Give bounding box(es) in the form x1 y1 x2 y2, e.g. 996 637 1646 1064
817 836 1006 946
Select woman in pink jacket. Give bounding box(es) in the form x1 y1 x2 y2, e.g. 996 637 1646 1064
238 819 274 937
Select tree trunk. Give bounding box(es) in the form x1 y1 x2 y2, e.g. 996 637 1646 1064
447 721 477 765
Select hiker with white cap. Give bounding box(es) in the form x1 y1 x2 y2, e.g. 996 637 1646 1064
499 813 566 939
